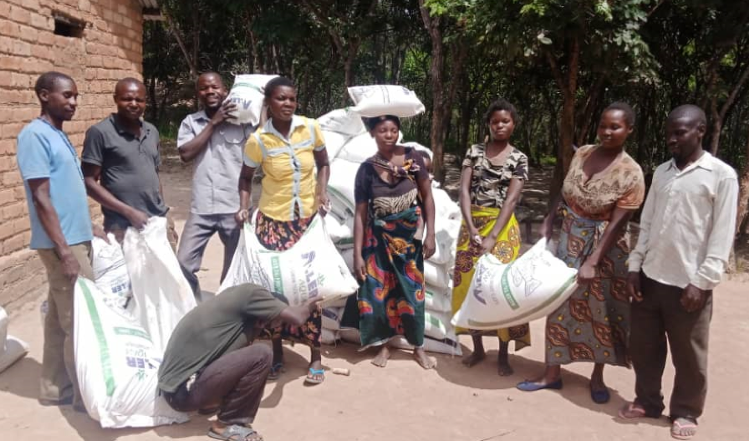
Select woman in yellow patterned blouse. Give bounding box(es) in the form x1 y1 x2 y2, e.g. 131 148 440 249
237 76 330 385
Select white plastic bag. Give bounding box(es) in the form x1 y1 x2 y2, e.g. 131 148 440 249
0 306 29 373
92 234 132 311
321 329 339 345
321 307 344 331
348 85 426 117
220 213 358 305
425 285 452 313
321 130 350 160
74 278 188 428
424 261 451 288
336 132 378 164
225 74 278 126
389 335 462 357
318 108 366 137
452 239 578 330
328 158 361 205
123 217 197 353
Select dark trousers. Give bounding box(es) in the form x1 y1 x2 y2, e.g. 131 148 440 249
630 273 712 420
177 213 240 300
163 344 272 425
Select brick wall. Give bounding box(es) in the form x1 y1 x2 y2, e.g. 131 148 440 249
0 0 144 312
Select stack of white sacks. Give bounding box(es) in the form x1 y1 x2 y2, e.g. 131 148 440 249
317 96 464 356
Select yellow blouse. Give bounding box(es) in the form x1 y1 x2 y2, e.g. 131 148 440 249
243 115 326 221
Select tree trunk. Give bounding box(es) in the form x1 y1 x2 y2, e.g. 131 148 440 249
419 0 446 182
737 162 749 235
545 35 580 206
709 67 748 155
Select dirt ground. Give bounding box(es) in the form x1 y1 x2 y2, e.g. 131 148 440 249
1 151 748 441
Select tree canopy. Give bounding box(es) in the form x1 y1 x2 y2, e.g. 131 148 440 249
144 0 748 186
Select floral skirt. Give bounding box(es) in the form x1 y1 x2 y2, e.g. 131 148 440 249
545 204 631 366
451 205 531 349
256 211 321 348
358 206 425 348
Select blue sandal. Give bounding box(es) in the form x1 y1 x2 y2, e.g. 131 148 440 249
267 362 284 381
304 368 325 385
516 379 563 392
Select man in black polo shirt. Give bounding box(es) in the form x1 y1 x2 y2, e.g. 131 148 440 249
82 77 177 248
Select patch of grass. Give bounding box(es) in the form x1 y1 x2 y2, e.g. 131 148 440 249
157 121 181 141
540 155 557 166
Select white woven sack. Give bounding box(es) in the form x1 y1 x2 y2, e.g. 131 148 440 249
92 234 132 311
348 85 425 117
318 108 366 137
452 239 579 330
225 74 278 126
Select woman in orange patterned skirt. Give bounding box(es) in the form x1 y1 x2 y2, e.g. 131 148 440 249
517 102 645 404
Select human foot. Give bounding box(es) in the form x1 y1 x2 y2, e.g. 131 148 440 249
497 349 513 376
671 417 698 440
516 375 563 392
413 348 437 369
618 402 648 419
371 346 390 367
304 359 325 385
589 369 609 403
208 423 263 441
462 350 486 367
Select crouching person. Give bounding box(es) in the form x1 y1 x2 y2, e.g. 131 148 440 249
157 284 320 440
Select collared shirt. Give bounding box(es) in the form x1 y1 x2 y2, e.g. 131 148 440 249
16 118 93 249
177 111 254 215
82 114 167 230
629 152 738 290
243 115 326 221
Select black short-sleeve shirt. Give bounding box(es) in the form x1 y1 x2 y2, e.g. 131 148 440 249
82 114 168 229
354 147 427 218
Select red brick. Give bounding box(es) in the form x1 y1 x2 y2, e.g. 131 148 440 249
12 39 30 56
11 72 30 88
2 233 25 255
13 186 25 200
0 122 25 139
2 170 23 186
0 140 16 156
1 201 26 219
0 220 14 240
0 156 16 172
0 19 21 37
9 5 31 25
29 13 50 31
38 31 54 46
20 0 40 10
79 0 92 13
17 24 39 43
30 44 53 61
0 189 14 206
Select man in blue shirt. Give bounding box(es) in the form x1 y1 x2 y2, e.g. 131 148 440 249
16 72 96 412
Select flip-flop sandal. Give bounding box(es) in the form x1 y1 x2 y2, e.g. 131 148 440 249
618 402 647 419
208 424 263 441
671 418 698 440
516 379 563 392
267 362 284 381
304 368 325 385
589 383 610 404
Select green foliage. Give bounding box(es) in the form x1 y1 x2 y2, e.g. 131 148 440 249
143 0 748 173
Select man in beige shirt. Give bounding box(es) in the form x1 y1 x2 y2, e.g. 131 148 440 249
619 105 738 440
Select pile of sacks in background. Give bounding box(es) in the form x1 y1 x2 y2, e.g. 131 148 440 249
221 78 466 355
315 86 464 356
